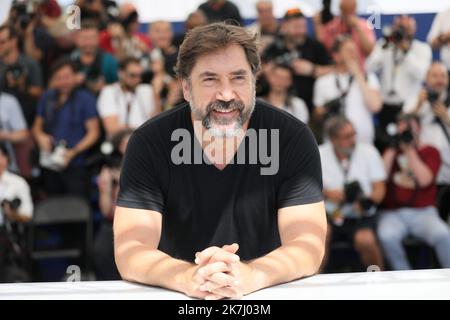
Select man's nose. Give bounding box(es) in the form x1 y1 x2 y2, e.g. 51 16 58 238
216 81 236 102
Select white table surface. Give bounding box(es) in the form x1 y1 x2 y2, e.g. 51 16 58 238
1 268 450 300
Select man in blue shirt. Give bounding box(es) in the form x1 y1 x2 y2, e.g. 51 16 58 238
70 20 119 96
32 58 100 198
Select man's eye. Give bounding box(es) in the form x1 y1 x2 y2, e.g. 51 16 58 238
233 76 246 80
203 78 216 82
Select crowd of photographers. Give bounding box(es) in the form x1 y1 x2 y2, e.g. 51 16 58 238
0 0 450 281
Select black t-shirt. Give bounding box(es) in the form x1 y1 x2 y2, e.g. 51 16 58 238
262 36 331 111
198 1 242 25
117 99 323 262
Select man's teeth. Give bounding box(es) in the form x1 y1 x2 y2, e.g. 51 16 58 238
214 109 235 113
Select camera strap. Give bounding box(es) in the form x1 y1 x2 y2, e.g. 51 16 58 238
435 117 450 149
388 46 405 97
334 73 353 113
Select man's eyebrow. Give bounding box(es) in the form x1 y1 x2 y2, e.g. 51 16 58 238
198 71 218 78
230 69 248 76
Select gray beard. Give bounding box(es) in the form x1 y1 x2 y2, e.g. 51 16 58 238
189 88 256 138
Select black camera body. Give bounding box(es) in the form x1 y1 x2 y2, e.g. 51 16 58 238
1 198 22 211
323 97 344 116
382 25 409 48
426 88 440 105
5 63 26 82
344 181 375 214
11 1 37 30
86 141 123 173
387 128 414 149
269 36 300 67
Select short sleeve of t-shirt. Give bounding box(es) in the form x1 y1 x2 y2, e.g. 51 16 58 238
277 124 324 208
97 85 116 117
22 56 43 88
365 144 386 182
420 146 442 179
36 90 51 118
2 94 27 131
116 129 165 213
79 91 99 120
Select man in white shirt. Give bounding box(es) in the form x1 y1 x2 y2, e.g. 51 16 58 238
97 57 160 137
0 91 29 174
428 6 450 76
320 116 386 270
0 142 33 282
313 36 382 144
403 62 450 223
366 15 432 149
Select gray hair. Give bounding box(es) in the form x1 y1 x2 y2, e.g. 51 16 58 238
324 116 353 139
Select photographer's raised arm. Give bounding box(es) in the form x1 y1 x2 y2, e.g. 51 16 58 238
403 146 435 187
348 61 382 113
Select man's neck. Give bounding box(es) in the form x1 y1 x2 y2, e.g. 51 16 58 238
267 90 287 104
334 147 349 161
120 83 136 94
287 36 305 49
260 20 278 34
335 64 348 74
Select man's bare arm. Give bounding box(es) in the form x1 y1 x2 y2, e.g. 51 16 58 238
245 201 327 293
113 206 238 298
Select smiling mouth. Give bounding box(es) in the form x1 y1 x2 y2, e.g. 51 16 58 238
212 109 237 114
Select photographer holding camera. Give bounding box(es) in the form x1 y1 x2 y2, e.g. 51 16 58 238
70 20 119 96
378 113 450 270
366 15 432 151
315 0 376 65
0 142 33 282
261 8 332 112
0 24 43 127
403 61 450 223
320 116 386 270
93 128 132 280
313 36 382 144
32 58 100 198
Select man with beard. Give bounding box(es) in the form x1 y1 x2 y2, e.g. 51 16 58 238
319 116 386 271
114 23 326 300
97 57 160 137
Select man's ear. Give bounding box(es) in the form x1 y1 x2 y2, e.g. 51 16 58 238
181 78 191 102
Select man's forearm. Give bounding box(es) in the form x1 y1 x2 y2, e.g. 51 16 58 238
354 25 374 56
116 244 194 293
405 148 434 187
355 72 382 112
0 130 29 143
72 129 99 154
247 241 324 293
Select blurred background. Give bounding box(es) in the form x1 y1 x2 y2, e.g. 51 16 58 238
1 0 450 282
